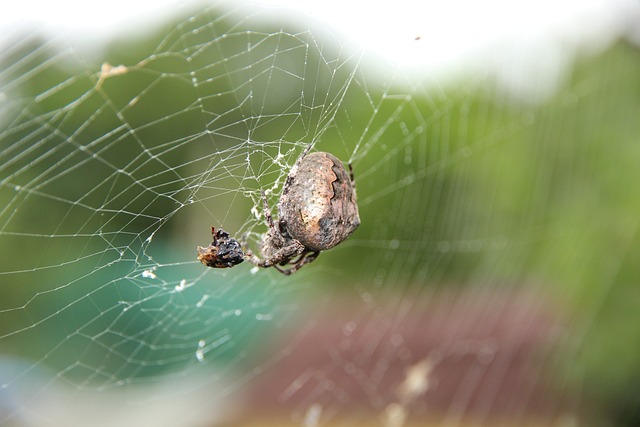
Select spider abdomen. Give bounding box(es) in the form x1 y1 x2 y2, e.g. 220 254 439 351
278 151 360 252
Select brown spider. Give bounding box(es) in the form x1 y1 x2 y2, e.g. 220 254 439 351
246 147 360 275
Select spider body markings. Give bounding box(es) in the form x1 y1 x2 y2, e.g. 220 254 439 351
246 148 360 275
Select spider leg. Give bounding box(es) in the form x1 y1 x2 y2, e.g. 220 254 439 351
261 190 276 231
245 250 266 267
246 238 305 269
278 251 306 266
245 191 285 267
348 162 356 186
274 250 320 275
299 143 313 160
272 264 291 275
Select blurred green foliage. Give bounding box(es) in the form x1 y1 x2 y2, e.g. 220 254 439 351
1 9 639 422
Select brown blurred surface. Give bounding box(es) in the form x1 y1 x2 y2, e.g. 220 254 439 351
235 287 573 426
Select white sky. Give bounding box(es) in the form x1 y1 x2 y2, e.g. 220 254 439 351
2 0 639 101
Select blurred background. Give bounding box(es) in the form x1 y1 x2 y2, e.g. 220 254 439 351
1 1 639 426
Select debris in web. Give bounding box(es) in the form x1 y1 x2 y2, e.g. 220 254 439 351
197 227 245 269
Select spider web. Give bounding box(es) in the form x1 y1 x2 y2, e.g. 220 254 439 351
1 2 640 426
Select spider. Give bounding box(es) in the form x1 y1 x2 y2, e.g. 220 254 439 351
246 147 360 275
